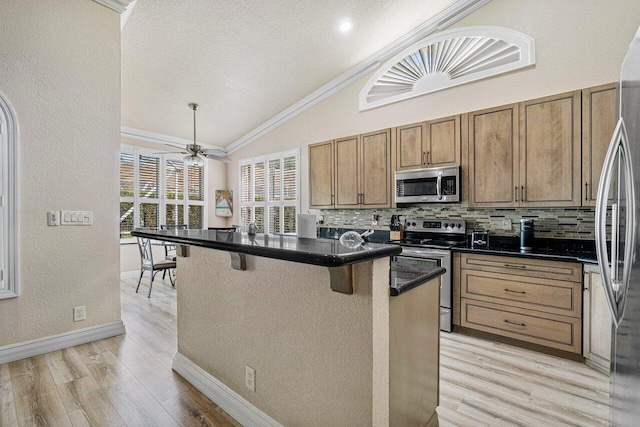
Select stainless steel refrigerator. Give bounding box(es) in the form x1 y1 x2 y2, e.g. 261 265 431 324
596 24 640 426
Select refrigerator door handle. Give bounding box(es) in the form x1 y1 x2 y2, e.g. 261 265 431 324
596 118 636 328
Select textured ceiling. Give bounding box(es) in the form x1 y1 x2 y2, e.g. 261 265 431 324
121 0 457 147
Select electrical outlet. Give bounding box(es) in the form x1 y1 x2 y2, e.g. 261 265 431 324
502 218 512 230
73 306 86 322
47 211 60 226
245 365 255 391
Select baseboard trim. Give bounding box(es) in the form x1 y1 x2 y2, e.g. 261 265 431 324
173 352 282 427
0 321 126 365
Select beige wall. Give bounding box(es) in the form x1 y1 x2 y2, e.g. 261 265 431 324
227 0 640 224
0 0 122 345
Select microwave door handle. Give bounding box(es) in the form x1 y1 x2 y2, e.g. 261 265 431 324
437 173 443 200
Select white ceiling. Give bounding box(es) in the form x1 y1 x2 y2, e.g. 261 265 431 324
121 0 459 149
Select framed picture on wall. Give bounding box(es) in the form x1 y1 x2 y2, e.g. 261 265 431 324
215 190 233 217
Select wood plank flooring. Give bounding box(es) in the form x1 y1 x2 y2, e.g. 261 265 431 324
0 275 610 426
0 275 239 427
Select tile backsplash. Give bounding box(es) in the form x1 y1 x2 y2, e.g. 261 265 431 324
320 206 596 239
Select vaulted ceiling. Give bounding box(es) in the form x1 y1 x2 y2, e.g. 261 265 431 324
121 0 462 149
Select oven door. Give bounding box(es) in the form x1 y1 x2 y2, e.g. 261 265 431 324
394 248 452 331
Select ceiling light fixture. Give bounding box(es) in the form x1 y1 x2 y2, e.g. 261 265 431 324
340 21 353 32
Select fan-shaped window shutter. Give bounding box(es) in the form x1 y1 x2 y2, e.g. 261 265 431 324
360 26 535 110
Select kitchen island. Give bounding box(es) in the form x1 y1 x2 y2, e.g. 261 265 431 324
131 229 443 426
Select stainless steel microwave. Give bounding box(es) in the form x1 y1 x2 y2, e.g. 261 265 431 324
395 166 460 203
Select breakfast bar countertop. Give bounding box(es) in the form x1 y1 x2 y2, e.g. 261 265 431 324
131 228 401 268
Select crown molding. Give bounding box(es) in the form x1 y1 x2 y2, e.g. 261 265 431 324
91 0 133 14
121 126 225 151
225 0 492 154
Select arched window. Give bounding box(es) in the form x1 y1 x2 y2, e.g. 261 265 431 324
0 91 18 298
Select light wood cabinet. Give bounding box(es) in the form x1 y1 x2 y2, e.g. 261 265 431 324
583 264 612 373
460 253 583 354
468 104 519 207
582 83 617 206
308 140 334 208
310 129 392 209
396 115 460 171
361 129 392 207
335 135 360 208
468 91 581 208
519 91 582 207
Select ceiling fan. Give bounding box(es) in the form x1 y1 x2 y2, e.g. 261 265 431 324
155 103 231 165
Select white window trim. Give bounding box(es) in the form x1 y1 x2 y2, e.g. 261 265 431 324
0 91 19 299
239 149 300 234
120 144 208 243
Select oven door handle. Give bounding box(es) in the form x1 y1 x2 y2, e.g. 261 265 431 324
399 248 451 259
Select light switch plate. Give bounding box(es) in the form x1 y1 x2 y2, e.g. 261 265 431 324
47 211 60 226
61 210 93 226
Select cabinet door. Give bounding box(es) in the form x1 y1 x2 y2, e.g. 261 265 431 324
519 91 581 207
396 122 425 171
583 265 612 373
334 135 360 208
426 115 460 167
361 129 391 208
308 140 334 208
582 84 617 206
468 104 519 207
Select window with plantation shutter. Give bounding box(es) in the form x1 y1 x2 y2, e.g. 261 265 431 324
120 151 135 238
119 145 207 240
239 149 299 234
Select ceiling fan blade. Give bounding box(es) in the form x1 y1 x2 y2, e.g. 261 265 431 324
153 151 188 155
164 143 185 150
201 148 226 155
202 153 232 163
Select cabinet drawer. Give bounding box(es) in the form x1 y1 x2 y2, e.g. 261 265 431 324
461 299 581 354
461 253 582 282
460 269 581 318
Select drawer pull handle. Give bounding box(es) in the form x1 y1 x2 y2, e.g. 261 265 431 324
504 264 527 269
504 288 526 294
504 319 526 327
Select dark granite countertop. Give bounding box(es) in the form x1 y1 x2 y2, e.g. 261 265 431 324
131 229 401 268
389 262 446 297
453 236 598 263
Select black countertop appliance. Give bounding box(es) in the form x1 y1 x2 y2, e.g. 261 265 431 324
520 219 534 252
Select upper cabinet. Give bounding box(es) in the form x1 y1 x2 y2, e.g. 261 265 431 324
396 115 460 171
468 91 582 208
468 104 520 207
519 91 582 207
308 140 335 209
582 83 617 206
309 129 392 209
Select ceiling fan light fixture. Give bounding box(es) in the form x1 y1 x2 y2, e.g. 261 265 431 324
184 154 205 167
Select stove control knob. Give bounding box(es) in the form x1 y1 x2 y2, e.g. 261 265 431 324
444 223 449 228
456 223 461 228
412 222 416 226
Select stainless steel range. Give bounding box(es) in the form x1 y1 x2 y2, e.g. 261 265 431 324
393 218 467 332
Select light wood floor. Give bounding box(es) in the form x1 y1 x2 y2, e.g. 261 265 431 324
0 275 610 426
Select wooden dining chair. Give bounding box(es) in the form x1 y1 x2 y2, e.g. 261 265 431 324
136 237 176 298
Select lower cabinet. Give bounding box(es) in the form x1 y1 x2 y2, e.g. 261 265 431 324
459 253 583 354
583 264 612 373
